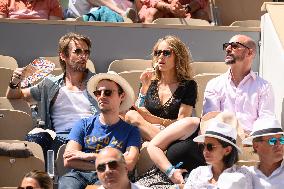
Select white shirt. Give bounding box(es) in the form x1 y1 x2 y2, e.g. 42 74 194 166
184 165 253 189
203 69 275 132
98 182 150 189
50 86 92 133
245 160 284 189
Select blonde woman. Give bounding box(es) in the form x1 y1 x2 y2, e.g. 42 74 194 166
126 35 199 141
127 35 205 188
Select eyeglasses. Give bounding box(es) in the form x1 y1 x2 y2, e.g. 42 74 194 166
72 48 90 56
222 42 250 51
96 160 120 173
153 49 172 57
260 136 284 146
199 143 219 152
93 89 117 97
17 187 39 189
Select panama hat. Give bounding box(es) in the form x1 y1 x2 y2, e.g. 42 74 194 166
87 71 135 112
194 111 242 153
242 117 284 145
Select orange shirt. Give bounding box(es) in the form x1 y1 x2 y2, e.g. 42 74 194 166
0 0 63 19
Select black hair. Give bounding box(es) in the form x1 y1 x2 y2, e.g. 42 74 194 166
218 139 239 168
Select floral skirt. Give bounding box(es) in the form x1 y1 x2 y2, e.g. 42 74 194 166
135 165 174 189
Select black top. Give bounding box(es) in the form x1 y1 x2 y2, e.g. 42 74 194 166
144 79 197 119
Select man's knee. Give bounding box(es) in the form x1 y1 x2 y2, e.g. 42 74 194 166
58 172 87 189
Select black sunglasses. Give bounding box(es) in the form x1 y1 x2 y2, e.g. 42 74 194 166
17 187 37 189
73 48 90 56
96 160 120 173
222 42 250 51
154 49 172 57
199 143 219 152
93 89 117 97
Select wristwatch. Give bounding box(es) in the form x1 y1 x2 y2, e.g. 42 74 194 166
9 81 19 89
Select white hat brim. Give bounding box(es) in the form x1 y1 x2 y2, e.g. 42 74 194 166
87 72 135 112
194 134 242 153
242 131 284 145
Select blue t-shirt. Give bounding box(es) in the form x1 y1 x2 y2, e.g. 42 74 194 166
68 115 141 153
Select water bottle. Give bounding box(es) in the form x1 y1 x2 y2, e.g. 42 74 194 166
47 150 55 178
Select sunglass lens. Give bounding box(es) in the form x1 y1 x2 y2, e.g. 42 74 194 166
268 138 277 145
108 161 119 170
97 164 106 172
93 90 101 97
206 143 214 151
280 137 284 144
104 90 113 97
26 187 34 189
163 50 171 57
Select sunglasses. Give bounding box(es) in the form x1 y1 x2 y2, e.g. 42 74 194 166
260 136 284 146
93 89 117 97
222 42 250 51
17 187 39 189
96 160 120 173
73 48 90 56
153 49 172 57
199 143 219 152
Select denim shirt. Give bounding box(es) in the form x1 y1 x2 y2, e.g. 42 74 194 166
30 70 99 130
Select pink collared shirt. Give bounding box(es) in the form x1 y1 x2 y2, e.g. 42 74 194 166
203 69 275 132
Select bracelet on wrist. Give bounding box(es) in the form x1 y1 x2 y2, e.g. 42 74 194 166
165 164 174 176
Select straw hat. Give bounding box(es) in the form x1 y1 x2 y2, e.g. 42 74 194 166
242 117 284 145
87 71 135 112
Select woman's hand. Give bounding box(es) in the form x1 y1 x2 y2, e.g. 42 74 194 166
170 169 187 184
140 68 154 94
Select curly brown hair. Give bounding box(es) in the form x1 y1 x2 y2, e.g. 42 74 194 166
152 35 194 81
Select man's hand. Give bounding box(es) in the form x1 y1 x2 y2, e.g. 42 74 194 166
170 0 186 17
63 150 94 161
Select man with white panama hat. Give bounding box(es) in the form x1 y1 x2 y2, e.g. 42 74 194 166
59 71 141 189
242 117 284 189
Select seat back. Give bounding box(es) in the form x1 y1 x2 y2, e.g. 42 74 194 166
212 0 271 25
0 97 32 116
118 71 143 100
108 59 152 73
0 68 14 97
0 55 18 70
190 62 228 76
0 141 45 187
55 144 70 177
0 110 33 140
230 20 261 27
152 18 211 26
194 73 220 117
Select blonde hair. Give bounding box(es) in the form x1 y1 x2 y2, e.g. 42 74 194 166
152 35 194 81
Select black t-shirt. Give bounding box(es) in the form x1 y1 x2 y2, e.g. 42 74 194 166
144 79 197 119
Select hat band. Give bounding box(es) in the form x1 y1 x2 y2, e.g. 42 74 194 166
206 131 236 144
252 128 283 136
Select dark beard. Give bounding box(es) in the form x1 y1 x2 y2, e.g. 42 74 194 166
70 63 87 72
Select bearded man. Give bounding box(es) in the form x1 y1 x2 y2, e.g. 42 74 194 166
6 32 99 154
202 34 275 134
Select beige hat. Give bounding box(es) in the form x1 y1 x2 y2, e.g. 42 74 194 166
87 71 135 112
242 117 284 145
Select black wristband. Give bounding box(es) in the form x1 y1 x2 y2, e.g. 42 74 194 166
9 81 19 89
186 4 192 13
